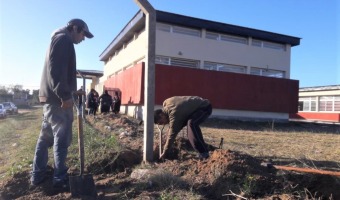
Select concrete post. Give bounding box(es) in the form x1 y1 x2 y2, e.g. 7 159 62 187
134 0 156 162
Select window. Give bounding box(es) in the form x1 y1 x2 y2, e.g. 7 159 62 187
250 67 285 78
172 26 201 37
335 96 340 111
157 23 171 32
205 32 219 40
263 41 286 51
155 56 170 65
155 56 200 68
319 96 340 112
220 34 247 44
171 57 200 68
298 97 317 111
204 62 246 74
252 39 285 51
251 39 262 47
206 31 247 44
157 23 201 37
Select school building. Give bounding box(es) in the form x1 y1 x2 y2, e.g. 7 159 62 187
290 85 340 123
94 10 301 121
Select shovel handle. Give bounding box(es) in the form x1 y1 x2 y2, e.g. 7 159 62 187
73 92 85 175
78 114 85 175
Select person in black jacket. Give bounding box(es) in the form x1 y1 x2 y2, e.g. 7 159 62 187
31 19 93 189
111 91 121 114
99 90 112 113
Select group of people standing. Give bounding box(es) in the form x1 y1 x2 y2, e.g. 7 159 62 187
86 89 121 115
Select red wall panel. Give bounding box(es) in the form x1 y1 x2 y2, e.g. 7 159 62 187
290 112 340 122
104 63 144 104
155 64 299 113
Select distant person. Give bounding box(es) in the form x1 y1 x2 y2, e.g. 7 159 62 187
78 87 84 110
31 19 93 189
86 89 95 115
154 96 212 160
99 90 112 113
111 91 121 114
93 91 99 116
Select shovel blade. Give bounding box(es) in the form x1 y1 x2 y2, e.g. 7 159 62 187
69 174 97 198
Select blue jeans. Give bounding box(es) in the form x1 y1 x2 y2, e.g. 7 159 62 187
31 104 73 184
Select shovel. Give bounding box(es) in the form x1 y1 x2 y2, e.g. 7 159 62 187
157 124 165 159
69 91 97 198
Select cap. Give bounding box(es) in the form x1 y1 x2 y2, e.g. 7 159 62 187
67 19 94 38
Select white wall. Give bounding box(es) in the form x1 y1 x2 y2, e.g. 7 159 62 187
155 27 291 78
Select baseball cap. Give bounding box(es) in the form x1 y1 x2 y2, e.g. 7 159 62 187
67 19 94 38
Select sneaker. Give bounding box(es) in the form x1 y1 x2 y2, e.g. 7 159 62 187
198 152 209 160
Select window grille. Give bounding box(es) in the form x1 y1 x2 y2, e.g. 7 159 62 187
205 32 219 40
298 97 317 111
252 39 285 51
157 23 171 32
251 39 262 47
172 26 201 37
171 57 200 68
155 56 170 65
204 62 246 74
155 56 199 68
263 41 286 51
319 96 339 112
250 67 285 78
220 34 247 44
334 96 340 111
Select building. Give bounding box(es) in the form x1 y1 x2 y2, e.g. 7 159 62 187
290 85 340 123
97 10 301 121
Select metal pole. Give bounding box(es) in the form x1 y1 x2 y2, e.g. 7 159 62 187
134 0 156 162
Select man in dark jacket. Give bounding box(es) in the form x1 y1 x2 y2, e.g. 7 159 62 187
31 19 93 189
99 90 112 113
154 96 212 160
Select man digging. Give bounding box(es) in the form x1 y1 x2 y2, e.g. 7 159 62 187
154 96 212 160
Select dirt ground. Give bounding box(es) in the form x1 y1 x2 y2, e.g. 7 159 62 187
1 113 339 200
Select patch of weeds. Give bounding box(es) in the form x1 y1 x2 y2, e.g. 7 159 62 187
241 173 257 196
160 191 180 200
8 157 32 176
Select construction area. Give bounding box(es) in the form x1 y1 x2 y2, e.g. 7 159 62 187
1 111 339 200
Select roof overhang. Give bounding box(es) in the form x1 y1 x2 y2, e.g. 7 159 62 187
99 10 145 61
76 69 103 79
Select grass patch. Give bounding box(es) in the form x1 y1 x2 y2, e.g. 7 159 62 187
0 107 42 179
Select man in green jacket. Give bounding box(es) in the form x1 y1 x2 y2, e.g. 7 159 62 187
154 96 212 160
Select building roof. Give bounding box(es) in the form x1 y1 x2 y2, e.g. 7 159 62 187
99 10 301 61
156 10 301 46
300 85 340 92
76 69 103 79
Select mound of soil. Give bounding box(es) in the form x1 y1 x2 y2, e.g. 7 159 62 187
1 113 339 200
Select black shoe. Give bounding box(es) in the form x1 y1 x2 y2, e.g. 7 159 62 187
53 179 69 190
198 152 209 160
30 176 47 187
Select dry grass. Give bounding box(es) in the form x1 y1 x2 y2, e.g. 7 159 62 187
201 118 340 170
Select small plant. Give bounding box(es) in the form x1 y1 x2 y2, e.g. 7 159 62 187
241 173 256 196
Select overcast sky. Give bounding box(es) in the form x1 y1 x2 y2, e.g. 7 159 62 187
0 0 339 91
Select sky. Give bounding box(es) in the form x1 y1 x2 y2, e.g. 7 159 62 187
0 0 339 92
